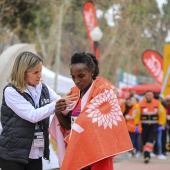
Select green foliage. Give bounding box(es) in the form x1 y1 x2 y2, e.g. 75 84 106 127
1 0 170 84
162 0 170 29
99 0 169 83
0 0 54 42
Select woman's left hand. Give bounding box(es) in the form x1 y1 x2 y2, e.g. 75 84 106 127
55 99 72 130
55 93 78 117
62 93 78 105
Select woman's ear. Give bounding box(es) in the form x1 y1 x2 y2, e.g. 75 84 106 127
91 69 95 76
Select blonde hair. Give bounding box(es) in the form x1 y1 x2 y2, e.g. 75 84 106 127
8 51 43 93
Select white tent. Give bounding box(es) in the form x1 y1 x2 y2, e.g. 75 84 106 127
0 43 75 169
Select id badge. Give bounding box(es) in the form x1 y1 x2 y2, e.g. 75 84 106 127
33 129 44 148
71 116 77 127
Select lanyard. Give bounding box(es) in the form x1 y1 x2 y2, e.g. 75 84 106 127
27 88 39 108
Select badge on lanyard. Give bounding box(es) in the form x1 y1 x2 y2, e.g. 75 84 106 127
71 116 77 127
33 129 44 148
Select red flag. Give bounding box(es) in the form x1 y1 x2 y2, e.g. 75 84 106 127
83 1 99 59
142 50 163 84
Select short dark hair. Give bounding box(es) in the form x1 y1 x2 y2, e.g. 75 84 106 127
71 52 99 79
145 90 153 94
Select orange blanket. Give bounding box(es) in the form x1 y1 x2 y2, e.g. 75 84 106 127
49 79 133 170
60 79 133 170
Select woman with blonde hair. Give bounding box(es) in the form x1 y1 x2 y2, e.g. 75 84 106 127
0 51 77 170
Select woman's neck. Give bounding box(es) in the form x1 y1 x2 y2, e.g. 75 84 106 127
80 81 93 98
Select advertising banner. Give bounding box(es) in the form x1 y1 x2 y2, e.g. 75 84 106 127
83 1 99 59
161 44 170 95
142 50 163 84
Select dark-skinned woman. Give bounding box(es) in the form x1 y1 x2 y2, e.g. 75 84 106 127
50 52 133 170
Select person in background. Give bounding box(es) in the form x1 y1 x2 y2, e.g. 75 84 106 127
125 97 142 158
134 91 166 164
52 52 133 170
0 51 77 170
131 97 142 158
123 97 132 117
155 94 167 159
113 88 125 114
124 97 133 158
165 95 170 154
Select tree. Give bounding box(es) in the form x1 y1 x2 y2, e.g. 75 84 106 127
1 0 170 86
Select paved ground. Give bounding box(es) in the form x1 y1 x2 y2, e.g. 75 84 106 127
114 152 170 170
53 152 170 170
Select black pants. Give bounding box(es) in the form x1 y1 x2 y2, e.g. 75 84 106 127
142 124 157 158
0 157 42 170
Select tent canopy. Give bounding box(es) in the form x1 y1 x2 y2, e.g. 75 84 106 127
121 83 162 95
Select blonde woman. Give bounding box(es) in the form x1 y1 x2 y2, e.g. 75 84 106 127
0 51 77 170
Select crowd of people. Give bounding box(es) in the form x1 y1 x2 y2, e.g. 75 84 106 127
118 90 170 163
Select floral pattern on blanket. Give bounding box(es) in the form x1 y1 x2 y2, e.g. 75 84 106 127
87 89 122 129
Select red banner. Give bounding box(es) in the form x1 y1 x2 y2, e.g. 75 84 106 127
142 50 163 84
83 1 99 59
